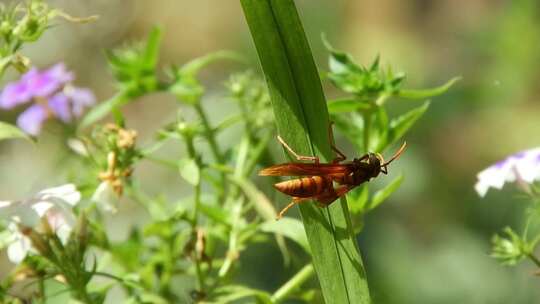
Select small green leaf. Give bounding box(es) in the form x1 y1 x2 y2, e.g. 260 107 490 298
142 27 162 69
398 77 461 99
388 101 430 146
210 285 272 304
79 92 130 129
0 121 31 142
229 175 276 220
347 185 369 214
322 34 360 75
199 202 231 226
260 218 310 253
143 221 172 238
369 54 380 72
139 293 169 304
366 174 404 211
331 112 364 152
179 50 242 76
327 98 372 114
178 158 200 186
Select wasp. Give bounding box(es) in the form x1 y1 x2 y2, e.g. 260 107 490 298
259 126 406 219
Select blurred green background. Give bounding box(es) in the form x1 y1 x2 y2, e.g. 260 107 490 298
1 0 540 303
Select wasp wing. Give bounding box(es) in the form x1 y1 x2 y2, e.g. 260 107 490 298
258 163 351 176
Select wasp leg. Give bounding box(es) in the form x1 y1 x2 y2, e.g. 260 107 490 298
277 135 319 164
277 197 309 220
328 121 347 163
381 166 388 174
357 154 369 162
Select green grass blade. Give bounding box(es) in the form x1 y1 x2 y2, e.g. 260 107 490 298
240 1 370 303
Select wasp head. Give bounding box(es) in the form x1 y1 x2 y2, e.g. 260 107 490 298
367 152 384 177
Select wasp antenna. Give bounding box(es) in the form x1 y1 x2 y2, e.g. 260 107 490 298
383 142 407 166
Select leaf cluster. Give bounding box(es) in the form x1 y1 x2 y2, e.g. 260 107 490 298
0 0 96 78
323 38 458 223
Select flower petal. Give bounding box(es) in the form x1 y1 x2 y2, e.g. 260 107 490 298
476 147 540 196
0 81 32 109
45 63 74 85
48 93 72 122
16 104 49 136
6 228 31 264
64 86 95 117
31 201 54 218
37 184 81 206
92 182 118 213
28 63 73 97
44 208 73 244
67 138 89 156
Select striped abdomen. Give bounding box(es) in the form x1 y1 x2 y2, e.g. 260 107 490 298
273 176 331 198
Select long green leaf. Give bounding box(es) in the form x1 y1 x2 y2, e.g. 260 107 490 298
79 91 130 129
388 101 430 146
143 27 162 69
240 1 370 303
327 98 371 114
398 77 461 99
367 174 404 211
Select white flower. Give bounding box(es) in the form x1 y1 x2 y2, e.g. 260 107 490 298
91 181 119 213
475 148 540 197
0 184 81 263
67 138 89 156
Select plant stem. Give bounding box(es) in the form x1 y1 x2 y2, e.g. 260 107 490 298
271 264 315 303
528 253 540 268
39 278 46 304
192 102 227 202
193 103 223 163
218 198 243 278
182 131 207 293
68 271 93 304
363 111 372 152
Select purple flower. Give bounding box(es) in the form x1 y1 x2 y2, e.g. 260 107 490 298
0 63 94 135
475 148 540 196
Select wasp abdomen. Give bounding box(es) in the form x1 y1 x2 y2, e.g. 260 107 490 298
273 176 330 198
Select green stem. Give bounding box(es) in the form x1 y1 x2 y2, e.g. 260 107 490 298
271 264 315 303
193 102 227 202
39 278 46 304
144 155 178 169
193 103 223 163
363 111 372 152
528 253 540 268
69 272 94 304
218 198 243 278
182 132 206 292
